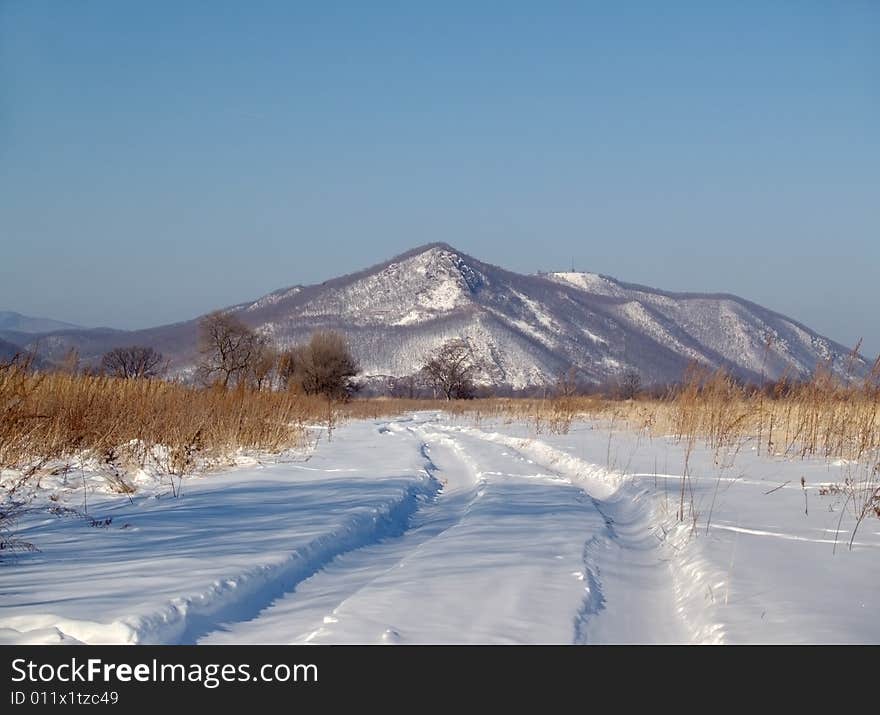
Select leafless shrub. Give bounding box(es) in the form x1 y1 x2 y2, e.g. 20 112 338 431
616 369 642 400
101 346 165 379
197 311 268 388
389 374 422 399
421 338 482 400
249 345 279 391
280 331 360 400
554 367 580 399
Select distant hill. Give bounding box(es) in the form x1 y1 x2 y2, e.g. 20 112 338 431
0 336 24 363
0 311 83 334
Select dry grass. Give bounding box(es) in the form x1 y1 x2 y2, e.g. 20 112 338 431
451 364 880 533
0 364 333 478
0 366 458 480
0 362 425 551
3 357 878 535
5 359 876 471
422 365 880 465
620 366 880 464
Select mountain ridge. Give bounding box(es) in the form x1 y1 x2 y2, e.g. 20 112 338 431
3 244 867 388
0 311 84 335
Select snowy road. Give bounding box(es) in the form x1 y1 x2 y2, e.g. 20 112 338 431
2 412 878 644
202 420 688 644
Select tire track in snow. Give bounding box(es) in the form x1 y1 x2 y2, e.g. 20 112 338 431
287 425 492 643
200 421 482 644
574 535 607 642
173 421 447 644
202 415 717 644
431 423 701 644
430 425 617 643
7 470 441 646
392 423 610 644
179 477 440 644
210 417 602 644
293 432 486 644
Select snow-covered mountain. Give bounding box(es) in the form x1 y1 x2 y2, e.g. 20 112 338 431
15 243 866 388
209 243 867 387
542 270 861 386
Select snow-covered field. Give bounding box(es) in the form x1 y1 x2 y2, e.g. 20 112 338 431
1 412 878 645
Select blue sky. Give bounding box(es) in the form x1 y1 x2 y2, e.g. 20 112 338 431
1 2 877 356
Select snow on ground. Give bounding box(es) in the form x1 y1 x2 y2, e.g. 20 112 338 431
0 422 437 645
1 413 878 644
491 419 880 644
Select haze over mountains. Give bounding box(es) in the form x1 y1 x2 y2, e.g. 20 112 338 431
0 311 82 335
0 312 85 363
1 244 867 388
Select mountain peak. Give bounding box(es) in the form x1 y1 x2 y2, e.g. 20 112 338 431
390 243 486 293
385 242 470 266
408 241 459 255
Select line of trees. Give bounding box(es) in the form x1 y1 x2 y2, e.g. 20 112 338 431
40 326 873 403
89 320 648 401
400 339 641 400
90 313 361 400
196 312 360 398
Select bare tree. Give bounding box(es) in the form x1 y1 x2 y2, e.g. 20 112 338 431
276 347 299 390
197 311 268 388
421 338 482 400
390 374 421 399
249 345 278 391
286 331 360 399
617 369 642 400
555 366 580 398
101 346 165 379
